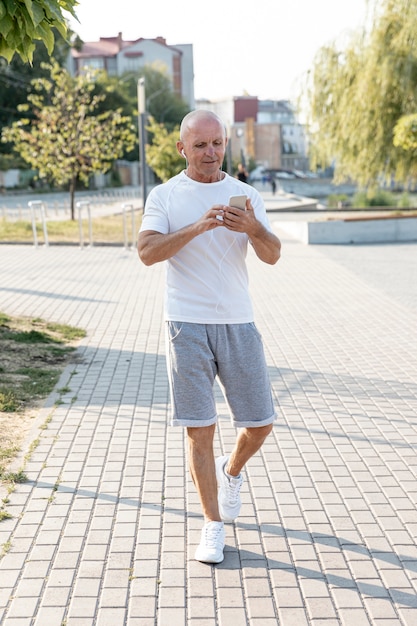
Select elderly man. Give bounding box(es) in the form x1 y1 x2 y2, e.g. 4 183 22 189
137 110 281 564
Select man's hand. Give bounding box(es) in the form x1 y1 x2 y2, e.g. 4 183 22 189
197 204 226 232
222 198 257 235
223 198 281 265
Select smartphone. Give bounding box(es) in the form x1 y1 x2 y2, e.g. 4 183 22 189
229 195 247 211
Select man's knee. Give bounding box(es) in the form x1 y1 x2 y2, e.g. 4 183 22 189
246 423 273 442
187 424 216 447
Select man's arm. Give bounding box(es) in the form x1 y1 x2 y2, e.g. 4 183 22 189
247 222 281 265
137 205 225 266
138 226 198 266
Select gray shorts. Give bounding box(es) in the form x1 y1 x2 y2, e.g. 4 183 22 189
165 322 276 428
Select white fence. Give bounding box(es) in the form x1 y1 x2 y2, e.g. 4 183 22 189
0 188 143 222
0 188 144 248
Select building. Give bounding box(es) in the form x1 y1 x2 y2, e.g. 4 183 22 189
196 96 309 173
68 33 195 109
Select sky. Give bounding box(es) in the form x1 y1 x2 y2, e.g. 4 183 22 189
68 0 371 102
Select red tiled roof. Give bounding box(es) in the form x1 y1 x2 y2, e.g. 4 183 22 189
72 34 169 59
72 36 134 58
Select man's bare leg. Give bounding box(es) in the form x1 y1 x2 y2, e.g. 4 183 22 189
187 424 221 522
226 424 273 477
188 423 273 518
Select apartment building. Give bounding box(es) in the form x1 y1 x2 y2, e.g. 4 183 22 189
68 32 195 109
196 96 309 172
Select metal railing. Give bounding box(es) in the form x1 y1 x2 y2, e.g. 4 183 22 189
28 201 48 248
76 201 93 249
122 203 137 250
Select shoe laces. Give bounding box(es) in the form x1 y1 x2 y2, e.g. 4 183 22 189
204 523 223 547
225 474 242 504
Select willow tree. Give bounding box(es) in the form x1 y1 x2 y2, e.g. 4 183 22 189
304 0 417 188
2 62 136 218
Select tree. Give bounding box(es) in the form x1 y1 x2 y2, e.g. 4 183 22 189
86 65 190 163
119 64 190 130
304 0 417 188
0 28 72 160
2 61 136 218
145 116 183 182
394 114 417 153
0 0 78 64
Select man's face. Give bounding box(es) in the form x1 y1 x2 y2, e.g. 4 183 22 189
180 118 227 183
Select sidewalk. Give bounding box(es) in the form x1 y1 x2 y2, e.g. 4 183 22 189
0 227 416 626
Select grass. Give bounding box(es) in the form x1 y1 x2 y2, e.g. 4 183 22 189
0 312 86 510
0 211 143 244
0 314 85 415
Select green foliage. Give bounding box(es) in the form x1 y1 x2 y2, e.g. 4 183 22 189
397 192 411 207
393 113 417 153
120 65 190 130
0 311 84 414
327 193 350 208
0 153 28 170
146 116 184 182
44 322 86 341
18 368 61 396
0 29 72 159
0 0 78 63
1 61 137 218
328 189 412 208
0 470 27 483
351 189 410 207
0 389 19 412
304 0 417 188
0 312 10 325
2 329 59 343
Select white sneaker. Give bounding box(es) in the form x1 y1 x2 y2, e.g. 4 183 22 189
195 521 225 563
215 455 243 522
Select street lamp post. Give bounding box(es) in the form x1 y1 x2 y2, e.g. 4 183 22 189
236 128 245 167
226 122 233 176
137 77 148 208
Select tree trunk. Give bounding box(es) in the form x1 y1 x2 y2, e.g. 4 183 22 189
70 177 76 220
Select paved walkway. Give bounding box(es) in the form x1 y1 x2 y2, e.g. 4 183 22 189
0 224 416 626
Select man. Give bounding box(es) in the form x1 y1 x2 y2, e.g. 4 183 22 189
137 110 281 564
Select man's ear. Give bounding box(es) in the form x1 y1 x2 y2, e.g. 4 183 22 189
177 142 186 158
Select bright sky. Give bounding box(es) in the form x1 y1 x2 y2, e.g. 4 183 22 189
68 0 371 102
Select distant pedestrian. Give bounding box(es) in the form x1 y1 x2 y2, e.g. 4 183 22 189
271 177 276 195
236 162 248 183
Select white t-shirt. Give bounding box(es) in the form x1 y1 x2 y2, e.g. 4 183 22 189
140 171 273 323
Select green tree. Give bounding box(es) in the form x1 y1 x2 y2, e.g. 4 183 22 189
120 64 190 130
304 0 417 188
393 113 417 156
0 28 71 159
87 65 189 163
145 116 183 182
0 0 78 63
2 61 136 218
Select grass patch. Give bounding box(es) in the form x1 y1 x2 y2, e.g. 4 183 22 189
2 329 60 344
0 211 142 244
0 390 19 412
0 312 85 502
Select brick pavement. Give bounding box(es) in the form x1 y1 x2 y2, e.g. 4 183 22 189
0 227 416 626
